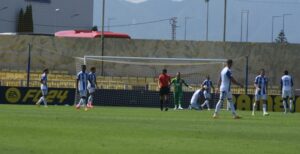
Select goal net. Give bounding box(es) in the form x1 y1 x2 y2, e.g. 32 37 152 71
76 56 226 83
74 55 243 109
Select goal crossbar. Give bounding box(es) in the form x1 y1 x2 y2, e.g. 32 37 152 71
83 56 227 62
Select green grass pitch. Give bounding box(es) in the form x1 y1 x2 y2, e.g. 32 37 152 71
0 105 299 154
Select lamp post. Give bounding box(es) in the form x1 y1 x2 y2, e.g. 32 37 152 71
223 0 227 42
282 13 292 33
240 10 249 42
205 0 209 41
107 17 115 31
184 17 191 40
271 16 281 42
101 0 106 76
54 8 60 33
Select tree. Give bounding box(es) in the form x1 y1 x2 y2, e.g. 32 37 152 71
27 5 34 32
17 9 25 32
23 6 29 32
23 5 34 32
275 30 288 44
91 26 98 31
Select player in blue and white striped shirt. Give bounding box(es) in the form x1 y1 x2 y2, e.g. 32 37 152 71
36 69 49 107
87 67 98 108
281 70 294 113
253 69 269 116
76 65 89 111
201 75 214 110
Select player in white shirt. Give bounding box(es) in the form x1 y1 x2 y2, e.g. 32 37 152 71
281 70 294 113
252 69 269 116
36 69 49 107
213 59 243 119
189 86 206 110
87 67 98 109
76 65 89 111
201 75 214 110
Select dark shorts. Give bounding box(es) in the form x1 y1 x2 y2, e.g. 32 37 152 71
159 87 170 96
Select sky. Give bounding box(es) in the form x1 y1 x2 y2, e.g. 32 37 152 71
93 0 300 43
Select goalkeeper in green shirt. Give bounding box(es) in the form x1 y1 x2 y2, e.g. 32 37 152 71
170 72 192 110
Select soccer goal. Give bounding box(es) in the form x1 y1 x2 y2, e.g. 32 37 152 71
75 55 227 83
74 55 229 108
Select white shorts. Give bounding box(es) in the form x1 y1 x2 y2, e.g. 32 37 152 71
219 91 232 101
41 89 48 96
79 90 87 97
282 90 292 98
255 94 267 101
88 88 96 94
204 91 211 99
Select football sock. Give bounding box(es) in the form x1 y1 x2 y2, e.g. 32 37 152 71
42 96 48 106
78 99 83 106
206 100 210 109
283 100 287 113
165 100 169 109
204 100 209 109
227 102 230 110
82 98 86 107
262 103 267 113
252 102 256 113
178 102 182 108
289 100 293 112
160 100 163 110
36 97 42 105
229 101 236 116
88 95 93 105
214 100 222 114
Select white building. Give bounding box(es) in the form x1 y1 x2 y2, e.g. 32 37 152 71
0 0 94 34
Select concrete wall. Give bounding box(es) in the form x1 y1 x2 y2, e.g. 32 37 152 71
0 35 299 88
0 0 93 34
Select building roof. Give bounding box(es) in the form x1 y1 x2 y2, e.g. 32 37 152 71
54 30 131 39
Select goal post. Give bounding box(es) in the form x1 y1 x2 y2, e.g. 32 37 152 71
74 55 232 108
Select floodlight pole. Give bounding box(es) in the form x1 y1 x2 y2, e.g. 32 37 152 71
240 10 249 42
54 8 60 34
282 13 292 33
101 0 106 76
205 0 209 41
223 0 227 42
184 17 191 40
245 56 249 94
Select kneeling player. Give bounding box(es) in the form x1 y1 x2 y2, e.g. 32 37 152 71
252 69 269 116
87 67 97 108
189 86 206 110
76 65 89 111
